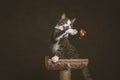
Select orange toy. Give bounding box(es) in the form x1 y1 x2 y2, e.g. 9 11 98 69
79 29 86 38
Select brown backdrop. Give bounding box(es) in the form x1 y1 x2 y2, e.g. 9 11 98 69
1 0 119 80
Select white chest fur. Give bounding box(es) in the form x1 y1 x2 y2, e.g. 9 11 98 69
52 41 60 53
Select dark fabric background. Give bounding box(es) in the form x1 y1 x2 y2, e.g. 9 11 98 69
1 0 119 80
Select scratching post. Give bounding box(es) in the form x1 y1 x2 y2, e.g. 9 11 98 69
60 68 71 80
45 56 89 80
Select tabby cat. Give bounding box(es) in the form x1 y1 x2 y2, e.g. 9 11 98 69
51 13 93 80
51 13 79 62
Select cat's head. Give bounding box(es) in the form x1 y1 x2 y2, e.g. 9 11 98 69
55 13 76 31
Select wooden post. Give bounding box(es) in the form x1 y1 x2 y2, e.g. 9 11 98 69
45 56 89 80
60 68 71 80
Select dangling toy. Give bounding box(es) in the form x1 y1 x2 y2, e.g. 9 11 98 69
79 29 86 39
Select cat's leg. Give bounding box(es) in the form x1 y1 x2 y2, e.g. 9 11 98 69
51 50 62 63
51 55 59 63
65 39 79 59
51 47 65 63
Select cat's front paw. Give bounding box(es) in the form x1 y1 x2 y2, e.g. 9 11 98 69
51 56 59 63
71 29 78 35
66 29 78 35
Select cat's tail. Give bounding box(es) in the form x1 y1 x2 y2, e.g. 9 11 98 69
82 67 93 80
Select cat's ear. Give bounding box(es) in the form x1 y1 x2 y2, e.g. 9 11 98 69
61 13 66 19
71 18 76 24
